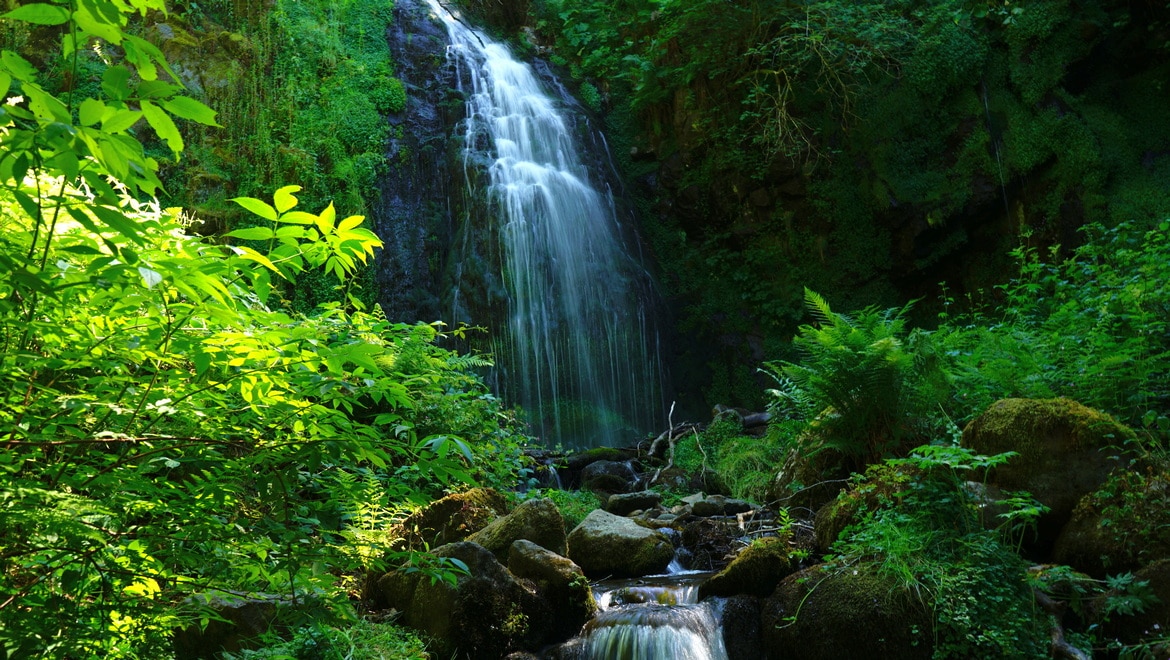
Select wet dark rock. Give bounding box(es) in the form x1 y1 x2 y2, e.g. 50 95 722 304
580 460 638 494
606 490 663 516
719 595 763 660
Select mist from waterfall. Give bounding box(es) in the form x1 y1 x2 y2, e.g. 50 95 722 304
427 0 666 448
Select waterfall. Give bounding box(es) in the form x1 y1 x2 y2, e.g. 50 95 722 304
584 581 730 660
425 0 666 448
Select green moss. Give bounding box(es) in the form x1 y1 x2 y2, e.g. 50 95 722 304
699 536 793 598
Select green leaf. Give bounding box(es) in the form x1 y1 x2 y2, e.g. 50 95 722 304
0 51 37 82
101 108 143 133
161 96 221 127
102 66 132 101
90 204 146 245
23 83 70 122
337 215 365 232
0 71 10 99
273 185 300 214
75 0 124 44
79 98 105 126
277 211 317 225
140 100 182 156
137 266 163 288
316 202 336 233
231 197 278 222
2 4 70 25
225 226 275 241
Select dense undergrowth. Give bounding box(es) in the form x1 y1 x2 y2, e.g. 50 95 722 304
0 3 526 658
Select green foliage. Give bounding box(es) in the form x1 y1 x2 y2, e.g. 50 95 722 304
763 289 951 466
223 620 430 660
0 5 528 656
535 488 602 532
712 420 799 503
936 220 1170 430
831 446 1049 659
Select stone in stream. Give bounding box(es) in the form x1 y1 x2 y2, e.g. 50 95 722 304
508 539 597 641
580 460 638 494
606 490 662 516
567 509 675 577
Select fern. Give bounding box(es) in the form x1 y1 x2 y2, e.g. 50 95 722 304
763 290 950 466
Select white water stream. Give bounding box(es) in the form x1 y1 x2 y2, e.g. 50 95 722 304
427 0 664 447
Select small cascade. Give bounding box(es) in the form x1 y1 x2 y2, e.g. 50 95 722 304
424 0 666 448
584 575 729 660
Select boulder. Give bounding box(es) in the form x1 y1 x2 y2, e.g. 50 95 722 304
1053 464 1170 577
606 490 662 516
508 540 597 640
566 509 674 577
961 398 1136 551
389 487 508 552
466 497 567 561
813 462 919 553
370 542 551 658
173 593 285 659
719 595 762 660
761 564 932 660
691 494 754 517
580 460 637 494
699 536 794 599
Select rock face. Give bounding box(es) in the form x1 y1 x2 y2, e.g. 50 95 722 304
508 540 597 641
961 398 1136 549
466 497 567 561
605 490 662 516
699 536 794 599
719 595 763 660
761 564 932 660
567 509 674 577
371 542 550 659
691 494 753 517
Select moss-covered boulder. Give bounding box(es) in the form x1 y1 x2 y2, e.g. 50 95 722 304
390 487 509 552
698 536 795 599
466 497 567 561
761 564 932 659
814 462 919 553
566 509 674 577
1053 465 1170 577
371 542 551 659
961 398 1136 548
579 460 638 494
508 540 596 641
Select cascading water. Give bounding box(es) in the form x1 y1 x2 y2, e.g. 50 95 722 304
583 576 730 660
425 0 666 448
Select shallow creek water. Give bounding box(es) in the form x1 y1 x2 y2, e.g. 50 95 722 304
579 566 730 660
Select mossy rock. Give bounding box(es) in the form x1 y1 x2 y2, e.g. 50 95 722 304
961 398 1136 549
698 536 795 599
390 487 509 552
566 509 674 578
466 497 567 562
761 564 932 660
1053 463 1170 577
813 461 922 553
